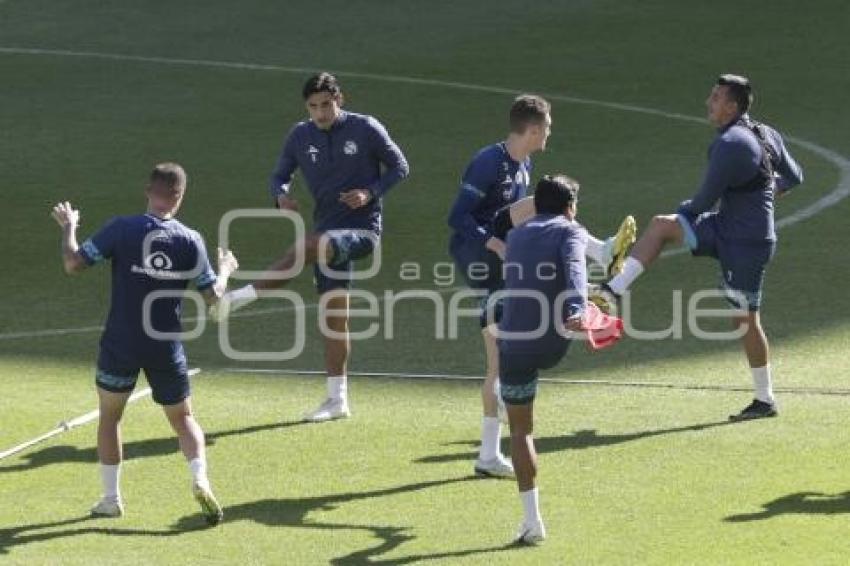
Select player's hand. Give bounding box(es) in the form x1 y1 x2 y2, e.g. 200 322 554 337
277 194 299 211
217 247 239 276
339 189 372 209
485 237 506 260
51 201 80 228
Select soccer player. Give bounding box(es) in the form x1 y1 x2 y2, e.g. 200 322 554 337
219 72 409 422
447 95 635 478
593 74 804 421
498 174 603 544
51 163 238 524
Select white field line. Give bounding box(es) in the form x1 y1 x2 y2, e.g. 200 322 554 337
221 367 850 396
1 46 848 336
0 286 465 341
0 368 200 460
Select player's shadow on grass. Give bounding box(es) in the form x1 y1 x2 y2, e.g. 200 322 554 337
173 474 517 564
0 419 308 474
415 419 736 465
0 514 205 555
724 491 850 522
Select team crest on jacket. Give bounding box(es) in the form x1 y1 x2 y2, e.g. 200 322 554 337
343 140 358 155
307 145 319 163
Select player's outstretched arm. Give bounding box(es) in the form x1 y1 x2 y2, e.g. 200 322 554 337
50 201 87 275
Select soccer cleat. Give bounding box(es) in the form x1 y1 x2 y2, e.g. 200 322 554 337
729 399 778 422
207 300 229 323
90 497 124 518
587 283 620 316
514 519 546 545
474 454 515 478
303 398 351 423
209 288 255 322
209 293 240 322
606 215 637 277
193 482 224 526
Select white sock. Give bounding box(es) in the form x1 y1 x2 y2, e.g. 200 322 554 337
607 256 645 295
327 375 347 402
751 365 775 404
100 463 121 502
479 416 501 461
520 487 542 524
229 284 258 309
189 457 209 488
584 233 609 266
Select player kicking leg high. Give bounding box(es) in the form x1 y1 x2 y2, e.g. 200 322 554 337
590 75 803 420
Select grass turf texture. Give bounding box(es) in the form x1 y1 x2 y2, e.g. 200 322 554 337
1 0 850 563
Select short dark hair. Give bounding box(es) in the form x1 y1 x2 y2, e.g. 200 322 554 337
533 174 579 214
302 72 342 100
717 74 753 113
509 94 551 133
149 162 186 195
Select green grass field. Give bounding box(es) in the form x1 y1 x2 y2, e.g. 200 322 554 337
2 1 849 563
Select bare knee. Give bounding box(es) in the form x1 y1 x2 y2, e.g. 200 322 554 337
507 406 534 437
302 233 332 264
649 215 681 239
163 400 195 432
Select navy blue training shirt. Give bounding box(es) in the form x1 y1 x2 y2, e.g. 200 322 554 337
448 142 532 245
78 214 216 361
678 114 804 242
499 214 588 356
269 110 409 234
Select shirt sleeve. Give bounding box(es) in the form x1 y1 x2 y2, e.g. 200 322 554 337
447 153 498 243
269 126 300 200
770 130 804 193
78 217 122 266
192 234 217 291
678 136 757 217
365 116 410 199
560 228 588 319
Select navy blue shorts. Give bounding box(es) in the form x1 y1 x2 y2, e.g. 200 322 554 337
449 235 504 294
450 235 504 327
314 230 378 294
96 344 190 406
498 344 569 405
677 213 776 312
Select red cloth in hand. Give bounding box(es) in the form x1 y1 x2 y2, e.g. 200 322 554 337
581 302 624 351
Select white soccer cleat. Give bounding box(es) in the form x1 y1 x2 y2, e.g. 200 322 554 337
90 497 124 518
515 519 546 545
209 293 238 322
193 481 224 526
303 398 351 423
207 300 229 323
474 454 515 478
209 287 256 322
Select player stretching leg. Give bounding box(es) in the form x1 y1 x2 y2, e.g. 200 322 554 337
591 75 803 420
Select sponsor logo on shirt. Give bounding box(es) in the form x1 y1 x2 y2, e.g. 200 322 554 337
343 140 358 155
130 251 182 279
145 251 173 270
